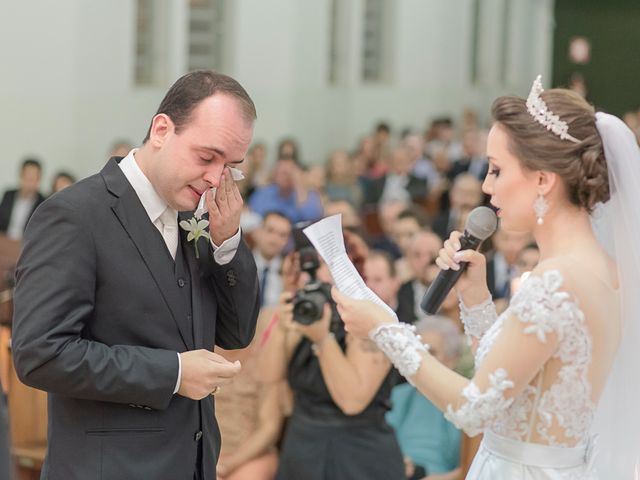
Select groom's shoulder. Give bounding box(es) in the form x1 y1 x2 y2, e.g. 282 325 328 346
44 171 109 213
60 171 105 199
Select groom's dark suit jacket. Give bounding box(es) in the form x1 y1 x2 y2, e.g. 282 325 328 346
11 159 260 480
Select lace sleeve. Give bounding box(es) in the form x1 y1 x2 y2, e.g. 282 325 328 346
446 270 581 437
445 368 514 436
508 270 580 343
459 295 498 338
369 323 428 380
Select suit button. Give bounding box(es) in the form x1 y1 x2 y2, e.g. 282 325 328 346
178 278 186 287
194 430 203 441
226 270 237 287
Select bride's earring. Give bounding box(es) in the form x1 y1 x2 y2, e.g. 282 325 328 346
533 193 548 225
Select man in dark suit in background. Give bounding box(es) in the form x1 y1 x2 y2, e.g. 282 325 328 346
0 158 45 240
446 129 489 181
363 146 428 208
486 227 532 301
431 173 483 242
12 71 260 480
397 231 443 322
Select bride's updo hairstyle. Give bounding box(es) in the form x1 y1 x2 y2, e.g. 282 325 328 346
491 89 610 213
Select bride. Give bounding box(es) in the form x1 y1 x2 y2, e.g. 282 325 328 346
332 76 640 479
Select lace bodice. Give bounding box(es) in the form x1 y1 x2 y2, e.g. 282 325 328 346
446 270 595 447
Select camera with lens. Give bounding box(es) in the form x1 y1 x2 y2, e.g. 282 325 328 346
291 224 335 325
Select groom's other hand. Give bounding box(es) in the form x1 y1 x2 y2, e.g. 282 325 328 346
178 350 241 400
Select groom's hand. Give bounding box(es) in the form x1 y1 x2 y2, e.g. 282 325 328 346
206 167 243 246
178 349 241 400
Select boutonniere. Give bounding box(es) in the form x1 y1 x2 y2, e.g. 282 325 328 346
179 216 210 259
179 196 210 259
179 167 245 259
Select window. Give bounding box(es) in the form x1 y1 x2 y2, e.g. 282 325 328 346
362 0 390 83
188 0 225 72
135 0 157 85
328 0 341 84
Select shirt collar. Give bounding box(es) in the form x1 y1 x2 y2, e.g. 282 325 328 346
119 148 170 223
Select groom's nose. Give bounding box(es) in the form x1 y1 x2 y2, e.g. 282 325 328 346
203 162 226 188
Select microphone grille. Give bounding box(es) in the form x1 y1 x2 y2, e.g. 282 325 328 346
465 206 498 240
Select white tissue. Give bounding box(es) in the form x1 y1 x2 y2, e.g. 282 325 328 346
194 166 245 219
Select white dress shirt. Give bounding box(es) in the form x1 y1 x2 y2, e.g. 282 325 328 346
253 251 283 308
119 149 241 394
7 194 37 240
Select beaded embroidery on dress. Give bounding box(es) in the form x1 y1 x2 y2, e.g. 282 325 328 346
448 270 595 448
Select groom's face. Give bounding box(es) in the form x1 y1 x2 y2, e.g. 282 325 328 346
150 94 253 211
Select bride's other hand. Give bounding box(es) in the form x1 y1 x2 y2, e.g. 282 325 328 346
331 287 397 338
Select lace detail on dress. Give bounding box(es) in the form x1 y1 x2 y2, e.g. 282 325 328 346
475 270 595 447
369 323 428 379
459 295 498 338
445 368 514 436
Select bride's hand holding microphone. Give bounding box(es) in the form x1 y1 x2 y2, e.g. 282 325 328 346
435 230 491 306
334 206 497 338
423 206 497 312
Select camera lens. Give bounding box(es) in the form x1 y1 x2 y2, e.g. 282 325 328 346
293 299 320 325
292 287 328 325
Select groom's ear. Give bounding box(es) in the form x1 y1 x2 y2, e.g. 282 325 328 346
149 113 174 148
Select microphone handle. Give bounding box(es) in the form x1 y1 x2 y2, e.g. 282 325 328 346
420 232 482 315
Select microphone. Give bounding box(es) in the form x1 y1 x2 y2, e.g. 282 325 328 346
420 206 498 315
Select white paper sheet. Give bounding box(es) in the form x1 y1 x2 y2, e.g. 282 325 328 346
195 166 245 219
302 214 398 320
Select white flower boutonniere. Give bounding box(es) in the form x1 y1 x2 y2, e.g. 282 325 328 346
179 216 210 259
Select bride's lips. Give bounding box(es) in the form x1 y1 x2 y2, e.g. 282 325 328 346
489 203 502 217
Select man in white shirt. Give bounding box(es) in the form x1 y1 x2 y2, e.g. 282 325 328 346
252 211 292 308
12 71 260 480
0 158 45 240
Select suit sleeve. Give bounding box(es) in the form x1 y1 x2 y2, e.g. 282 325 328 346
12 197 178 410
208 237 259 349
0 191 13 233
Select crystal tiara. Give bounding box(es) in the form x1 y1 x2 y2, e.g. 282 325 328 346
526 75 582 144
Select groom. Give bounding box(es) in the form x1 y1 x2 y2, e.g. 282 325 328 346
11 71 260 479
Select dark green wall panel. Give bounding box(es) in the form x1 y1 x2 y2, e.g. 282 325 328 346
553 0 640 115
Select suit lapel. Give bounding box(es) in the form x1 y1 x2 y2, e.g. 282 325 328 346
102 159 194 350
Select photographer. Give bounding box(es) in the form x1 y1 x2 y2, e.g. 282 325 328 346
259 230 405 480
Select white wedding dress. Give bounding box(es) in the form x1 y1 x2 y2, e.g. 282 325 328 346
446 269 602 479
443 111 640 478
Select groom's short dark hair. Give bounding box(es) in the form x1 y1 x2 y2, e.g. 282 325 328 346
143 70 256 143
